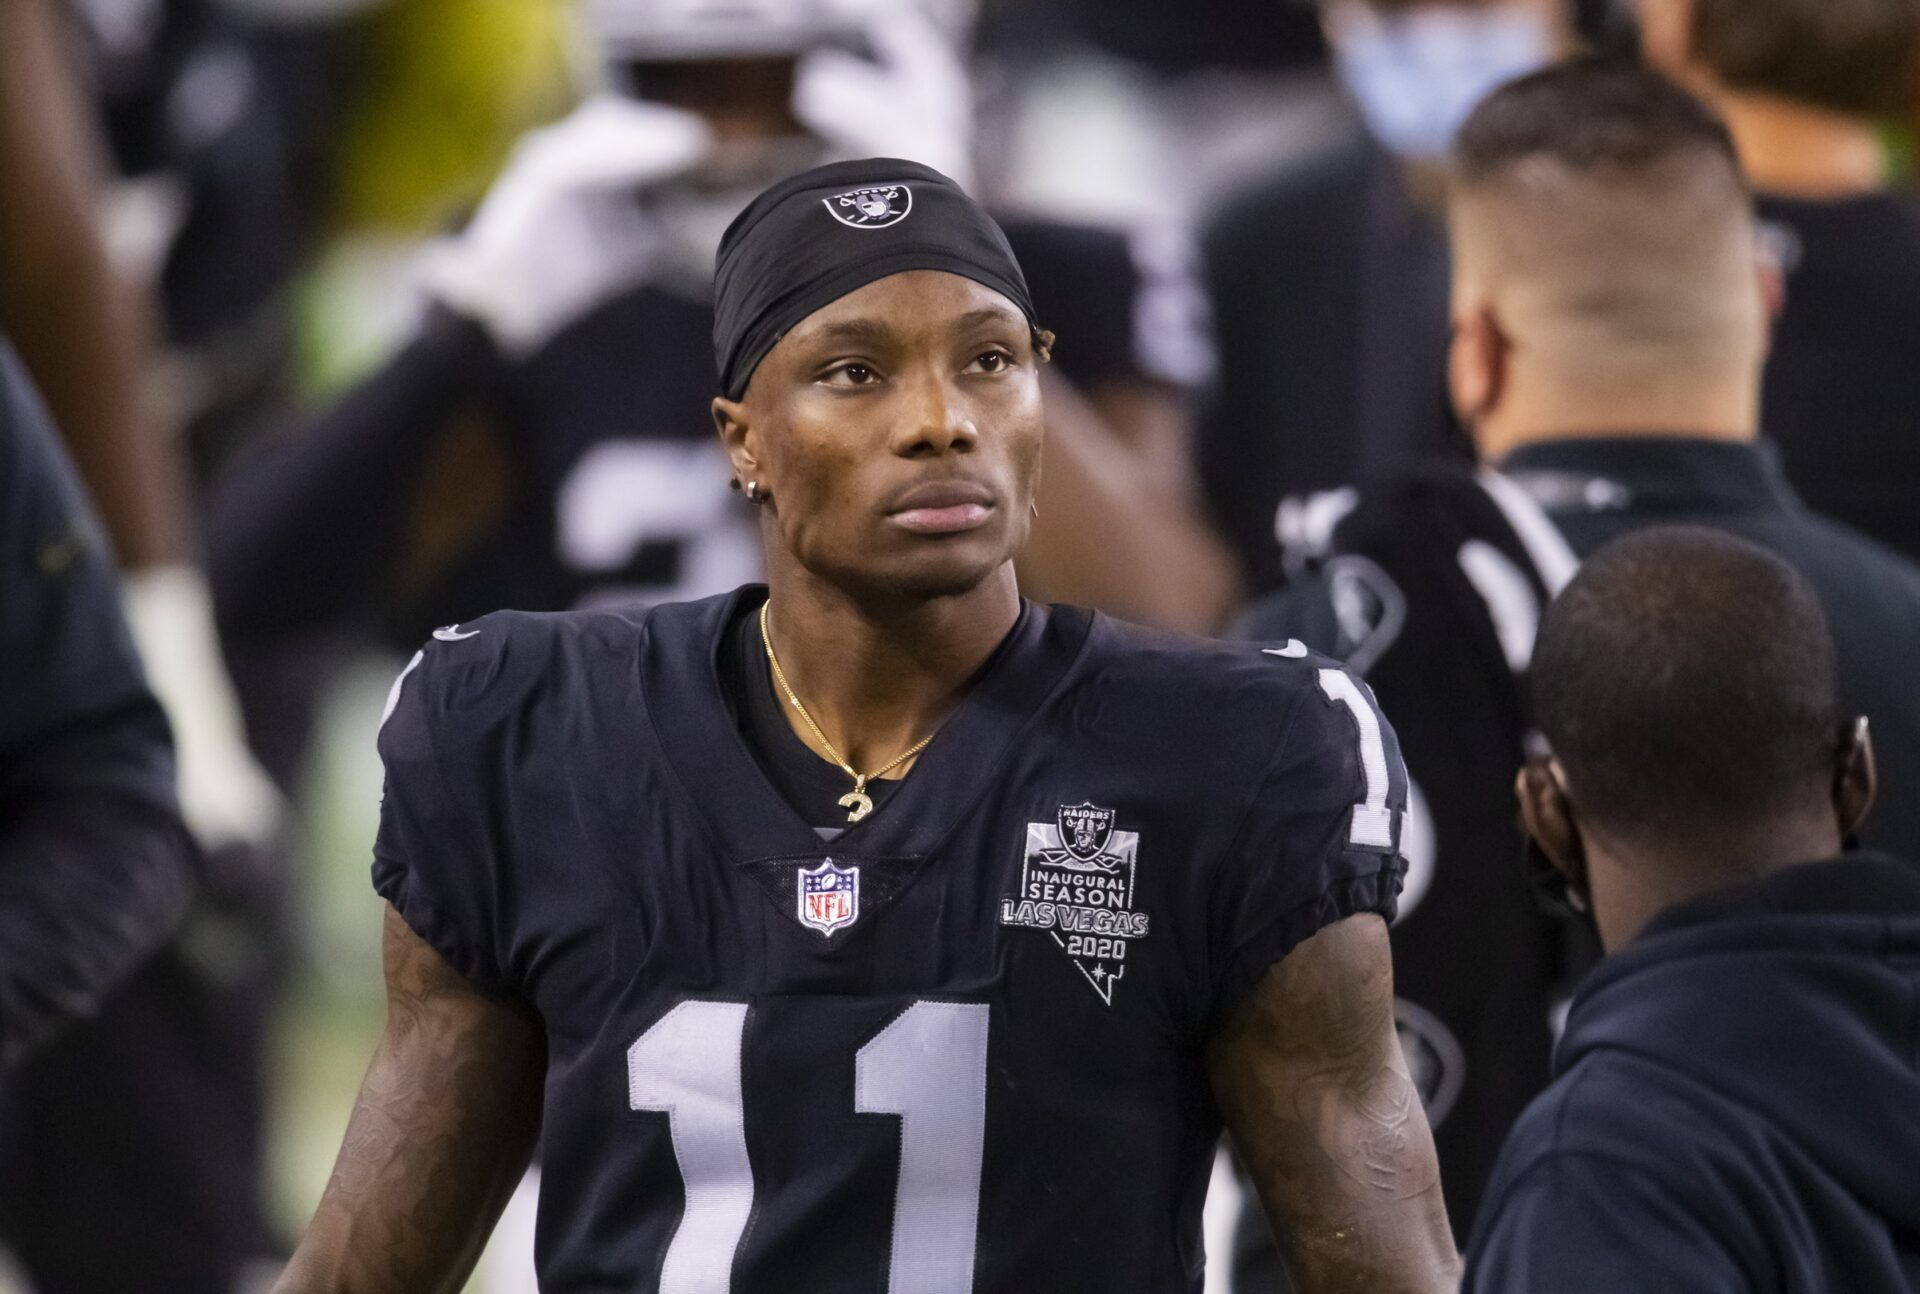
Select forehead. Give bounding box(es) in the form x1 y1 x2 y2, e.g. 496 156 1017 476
780 271 1027 349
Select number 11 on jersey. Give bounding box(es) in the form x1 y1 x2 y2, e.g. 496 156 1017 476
628 999 991 1292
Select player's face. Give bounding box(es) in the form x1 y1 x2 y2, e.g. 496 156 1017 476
717 271 1044 599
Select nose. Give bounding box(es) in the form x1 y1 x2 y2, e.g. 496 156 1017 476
891 368 977 458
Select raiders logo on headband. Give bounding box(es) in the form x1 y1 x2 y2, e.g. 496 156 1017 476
823 184 913 229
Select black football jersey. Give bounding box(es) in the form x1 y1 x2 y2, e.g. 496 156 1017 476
372 589 1408 1291
1237 464 1592 1241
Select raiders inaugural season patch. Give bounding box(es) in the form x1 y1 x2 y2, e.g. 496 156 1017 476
797 859 859 936
1000 803 1149 1004
823 184 912 229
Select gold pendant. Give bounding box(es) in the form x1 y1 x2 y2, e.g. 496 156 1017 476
839 790 874 823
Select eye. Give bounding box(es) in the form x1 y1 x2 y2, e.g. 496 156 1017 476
965 348 1014 375
819 361 881 387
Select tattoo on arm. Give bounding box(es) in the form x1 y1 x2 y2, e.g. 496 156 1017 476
274 905 546 1294
1208 914 1459 1293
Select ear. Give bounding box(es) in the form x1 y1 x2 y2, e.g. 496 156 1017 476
1517 757 1584 882
1835 717 1878 841
712 394 759 486
1448 305 1507 435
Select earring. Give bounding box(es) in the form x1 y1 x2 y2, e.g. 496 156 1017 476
1031 501 1040 520
745 480 763 503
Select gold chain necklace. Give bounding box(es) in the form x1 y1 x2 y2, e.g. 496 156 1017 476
760 602 938 822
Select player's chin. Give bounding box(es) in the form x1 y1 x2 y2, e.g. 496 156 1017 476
862 536 1011 600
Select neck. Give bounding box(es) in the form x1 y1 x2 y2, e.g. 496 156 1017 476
1589 813 1843 951
1719 91 1888 199
760 560 1022 775
1476 366 1759 463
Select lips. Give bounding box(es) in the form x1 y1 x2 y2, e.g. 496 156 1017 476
884 480 997 536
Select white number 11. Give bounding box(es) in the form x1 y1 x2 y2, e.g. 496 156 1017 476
627 999 991 1293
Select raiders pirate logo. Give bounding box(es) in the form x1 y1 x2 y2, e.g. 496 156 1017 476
823 184 913 229
1000 803 1150 1005
1056 802 1115 861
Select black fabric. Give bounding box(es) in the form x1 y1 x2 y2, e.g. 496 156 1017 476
0 937 281 1292
1467 853 1920 1292
1198 127 1461 590
1236 462 1590 1247
721 591 902 837
1755 190 1920 565
1499 437 1920 858
975 0 1326 74
997 216 1155 392
0 339 196 1067
713 158 1038 399
368 590 1404 1290
206 307 511 642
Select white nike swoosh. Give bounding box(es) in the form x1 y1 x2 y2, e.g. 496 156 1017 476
1262 640 1308 659
433 625 480 642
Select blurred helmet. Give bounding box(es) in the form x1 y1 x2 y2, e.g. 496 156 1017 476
584 0 856 62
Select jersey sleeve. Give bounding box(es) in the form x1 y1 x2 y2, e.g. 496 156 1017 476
1208 662 1409 1029
369 637 514 994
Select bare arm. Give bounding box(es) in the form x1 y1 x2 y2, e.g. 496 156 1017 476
0 0 191 568
275 905 545 1294
1208 914 1458 1293
1017 372 1241 633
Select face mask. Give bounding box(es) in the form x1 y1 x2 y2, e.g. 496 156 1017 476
1332 6 1553 160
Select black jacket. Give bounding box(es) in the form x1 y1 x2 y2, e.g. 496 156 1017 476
0 340 195 1066
1467 853 1920 1293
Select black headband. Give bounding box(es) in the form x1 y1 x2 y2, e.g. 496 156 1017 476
711 158 1038 400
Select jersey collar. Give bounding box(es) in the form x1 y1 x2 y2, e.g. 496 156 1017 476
639 585 1094 866
1498 436 1794 514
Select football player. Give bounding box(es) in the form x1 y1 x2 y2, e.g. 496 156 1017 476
272 159 1455 1293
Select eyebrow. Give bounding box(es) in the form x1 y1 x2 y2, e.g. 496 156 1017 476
803 319 897 348
799 306 1028 349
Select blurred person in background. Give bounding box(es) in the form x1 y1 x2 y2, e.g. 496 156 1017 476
1194 0 1571 593
0 2 295 1288
1640 0 1920 563
208 0 1234 665
0 0 279 848
1232 57 1920 1290
971 0 1338 224
0 339 199 1286
1469 526 1916 1293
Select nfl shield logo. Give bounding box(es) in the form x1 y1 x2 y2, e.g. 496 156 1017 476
822 184 913 229
797 860 860 936
1057 803 1117 862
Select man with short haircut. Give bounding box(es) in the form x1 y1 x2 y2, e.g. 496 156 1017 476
1234 58 1920 1279
1467 524 1917 1291
1641 0 1920 561
1196 0 1568 589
